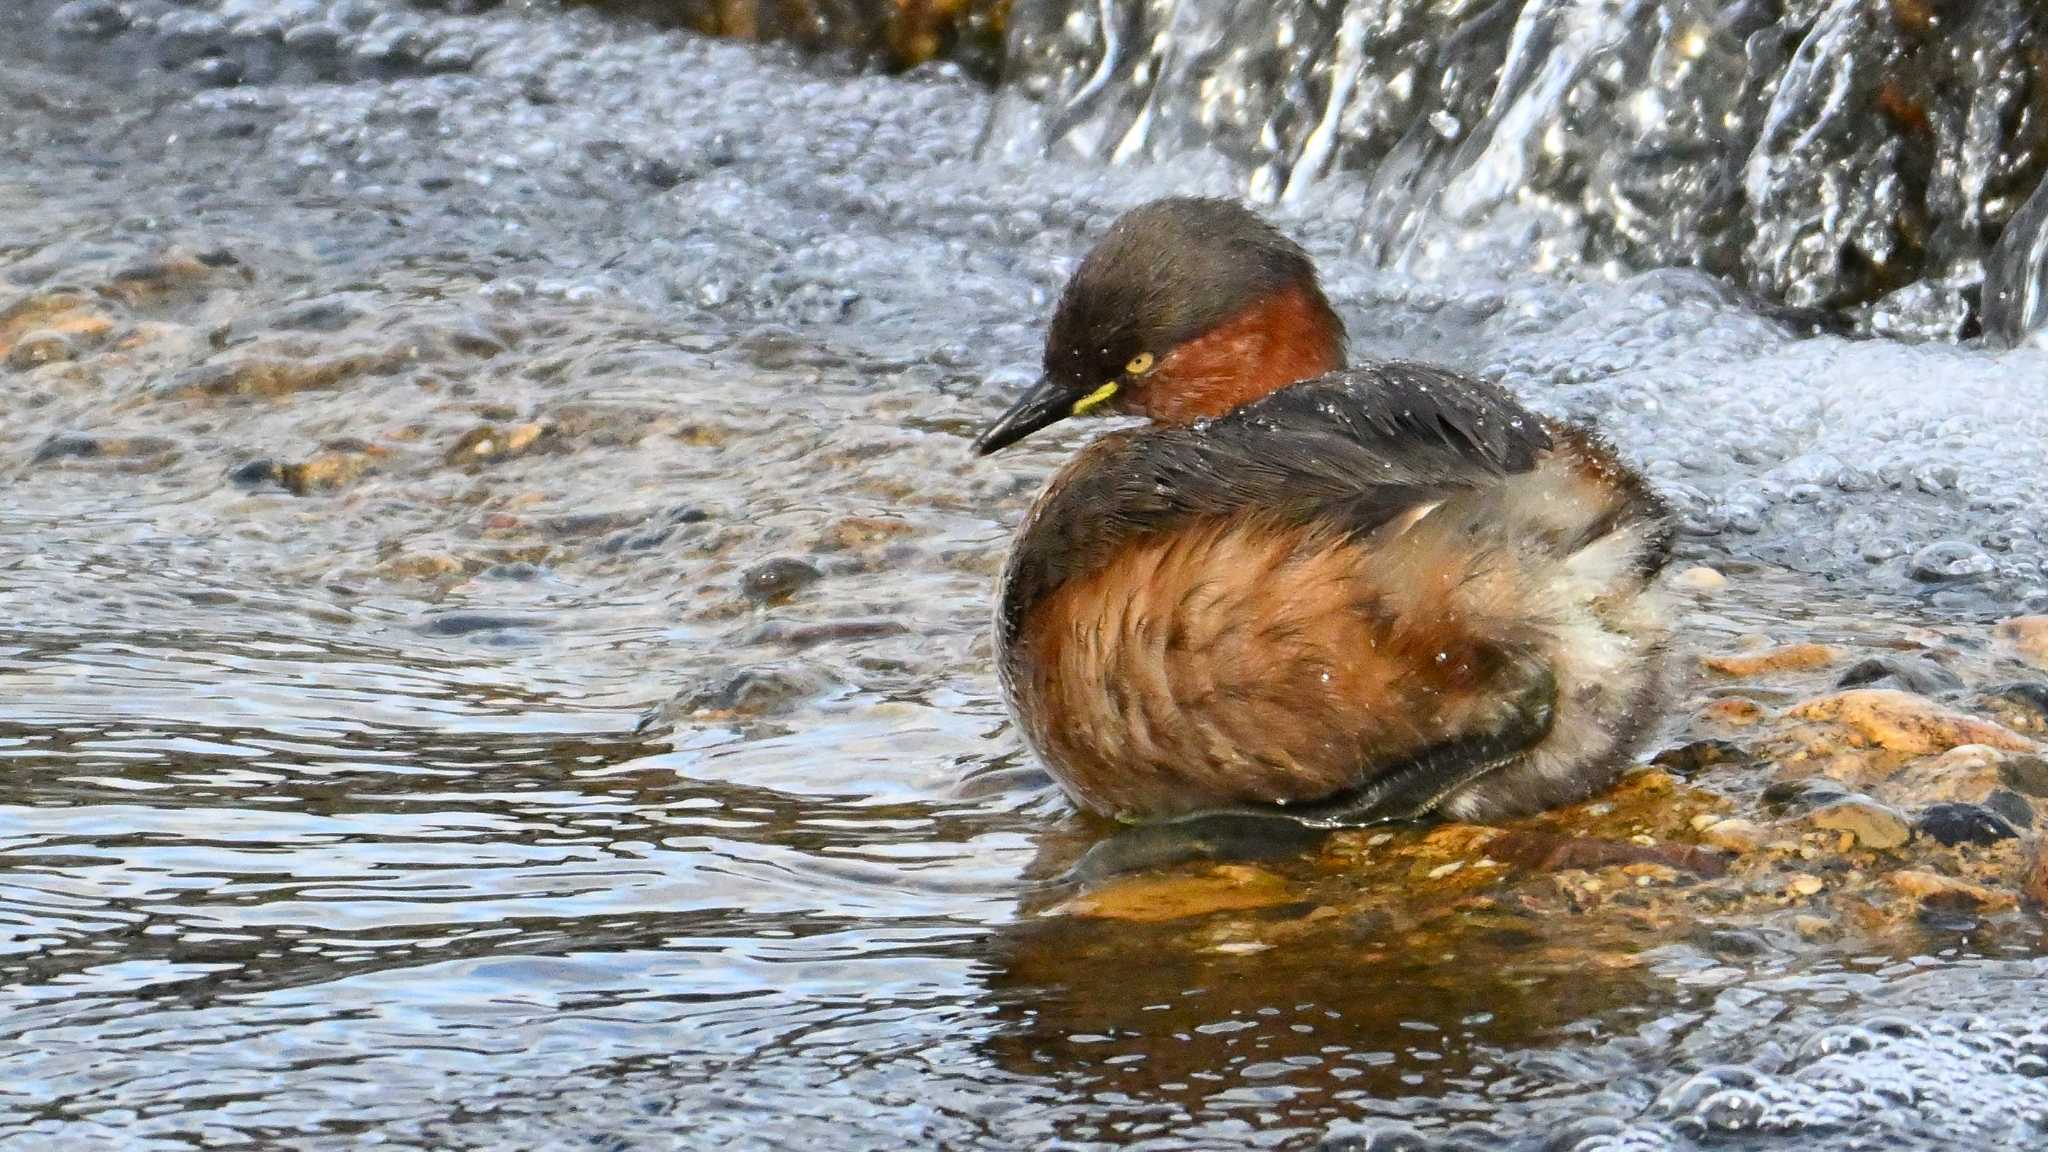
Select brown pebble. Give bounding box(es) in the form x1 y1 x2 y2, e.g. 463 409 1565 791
1671 565 1727 592
1882 868 2016 910
1792 914 1836 939
1806 797 1912 850
821 516 918 551
1695 697 1767 727
164 352 398 399
1059 864 1292 922
1699 817 1770 854
1785 689 2036 755
1489 830 1728 877
279 446 386 495
1702 643 1840 678
1909 744 2007 805
2025 839 2048 907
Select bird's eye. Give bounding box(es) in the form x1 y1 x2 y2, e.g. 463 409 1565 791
1124 352 1155 376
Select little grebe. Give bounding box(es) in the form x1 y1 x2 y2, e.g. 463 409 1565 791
975 197 1672 825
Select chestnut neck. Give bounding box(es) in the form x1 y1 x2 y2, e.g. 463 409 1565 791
1132 283 1347 424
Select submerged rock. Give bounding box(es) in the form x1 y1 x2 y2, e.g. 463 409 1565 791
1837 654 1964 695
1807 797 1913 851
1702 643 1839 678
1909 540 1997 583
1785 689 2035 755
1995 616 2048 669
741 557 823 604
1917 802 2021 847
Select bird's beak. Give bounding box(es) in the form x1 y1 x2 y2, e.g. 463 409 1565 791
972 376 1078 456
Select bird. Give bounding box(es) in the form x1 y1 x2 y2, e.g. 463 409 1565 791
972 196 1673 827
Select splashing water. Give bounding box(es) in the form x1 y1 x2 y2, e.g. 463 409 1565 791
989 0 2048 344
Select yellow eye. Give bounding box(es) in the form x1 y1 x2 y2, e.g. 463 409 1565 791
1125 352 1155 376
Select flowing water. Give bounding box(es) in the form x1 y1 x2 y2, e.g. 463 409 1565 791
5 1 2048 1148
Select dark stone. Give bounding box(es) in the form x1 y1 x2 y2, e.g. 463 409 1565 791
419 611 542 638
1762 776 1853 813
1651 739 1754 777
1836 654 1964 695
227 458 278 486
657 668 826 720
1980 682 2048 733
1916 802 2019 847
1696 927 1771 959
191 56 244 87
32 434 101 463
741 557 823 604
1999 752 2048 797
1983 789 2035 829
281 22 346 55
480 562 542 581
8 330 77 369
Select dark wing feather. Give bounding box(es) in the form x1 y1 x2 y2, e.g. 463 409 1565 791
999 362 1552 646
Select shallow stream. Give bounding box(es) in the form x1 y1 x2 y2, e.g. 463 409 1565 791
5 2 2048 1148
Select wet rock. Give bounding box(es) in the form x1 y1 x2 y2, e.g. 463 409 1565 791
49 0 130 37
31 433 177 465
741 558 823 604
1998 752 2048 797
6 330 78 369
227 458 278 487
1978 682 2048 734
820 516 916 551
1836 655 1964 695
1694 697 1767 727
101 249 238 307
1058 863 1293 923
1995 616 2048 669
2027 840 2048 907
162 353 398 400
1984 789 2036 830
1696 927 1771 959
1698 818 1771 855
1883 869 2016 911
1650 739 1754 778
1916 803 2020 847
1908 541 1996 583
1784 689 2036 754
656 667 829 720
747 619 909 648
279 442 387 495
1762 776 1854 813
382 552 466 581
191 56 244 88
1670 565 1727 592
0 291 115 359
1806 798 1913 851
1909 744 2008 805
1487 830 1727 878
445 422 549 464
1702 644 1839 678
